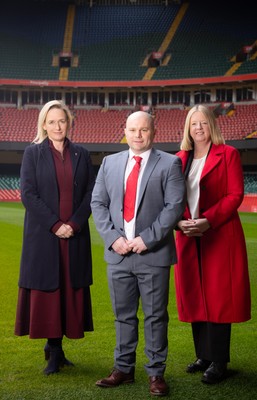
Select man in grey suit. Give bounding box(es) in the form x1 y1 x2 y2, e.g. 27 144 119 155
91 111 186 396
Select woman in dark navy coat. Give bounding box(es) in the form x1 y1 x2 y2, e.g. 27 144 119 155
15 100 95 375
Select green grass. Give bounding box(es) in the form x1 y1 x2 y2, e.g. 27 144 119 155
0 202 256 400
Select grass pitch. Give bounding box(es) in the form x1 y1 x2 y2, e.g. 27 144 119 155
0 202 256 400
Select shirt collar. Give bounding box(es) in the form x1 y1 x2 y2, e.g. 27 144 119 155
48 137 69 150
128 148 152 163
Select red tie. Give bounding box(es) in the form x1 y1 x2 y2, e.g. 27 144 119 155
124 156 142 222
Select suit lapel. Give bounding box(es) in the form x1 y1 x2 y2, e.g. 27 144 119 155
118 151 129 198
178 150 190 173
201 144 224 180
137 148 160 205
40 139 55 173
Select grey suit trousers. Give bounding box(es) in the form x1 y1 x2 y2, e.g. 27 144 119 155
107 252 170 376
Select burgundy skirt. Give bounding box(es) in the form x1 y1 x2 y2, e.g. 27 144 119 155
15 240 93 339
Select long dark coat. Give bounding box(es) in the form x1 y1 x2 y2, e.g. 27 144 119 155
174 144 251 323
18 138 95 291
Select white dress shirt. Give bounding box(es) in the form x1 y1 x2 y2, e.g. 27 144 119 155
124 148 151 239
187 155 206 219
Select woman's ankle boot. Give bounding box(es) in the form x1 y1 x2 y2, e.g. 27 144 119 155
44 342 51 361
44 342 74 368
44 345 63 375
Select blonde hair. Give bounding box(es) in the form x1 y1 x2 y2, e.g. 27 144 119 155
32 100 73 144
180 104 225 150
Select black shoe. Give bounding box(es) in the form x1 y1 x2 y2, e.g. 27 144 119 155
186 359 211 373
44 342 74 368
44 345 63 375
201 362 227 384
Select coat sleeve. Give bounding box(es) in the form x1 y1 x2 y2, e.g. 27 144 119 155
69 147 95 230
91 156 124 250
20 145 60 231
139 155 186 250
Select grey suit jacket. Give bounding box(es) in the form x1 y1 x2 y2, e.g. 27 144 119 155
91 147 186 266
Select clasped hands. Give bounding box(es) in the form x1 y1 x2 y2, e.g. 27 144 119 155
112 236 147 255
55 223 74 239
178 218 210 237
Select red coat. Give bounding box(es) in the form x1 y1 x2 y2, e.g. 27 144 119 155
174 144 251 323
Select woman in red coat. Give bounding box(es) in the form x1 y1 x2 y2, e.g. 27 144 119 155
175 104 251 384
15 100 95 375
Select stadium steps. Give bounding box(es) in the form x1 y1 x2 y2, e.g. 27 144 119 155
59 4 76 81
143 2 189 81
225 62 242 76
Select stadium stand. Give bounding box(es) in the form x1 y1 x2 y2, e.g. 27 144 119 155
0 0 256 210
0 2 67 80
0 1 256 82
153 1 257 80
0 104 256 143
0 175 20 201
70 4 180 81
1 171 257 204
